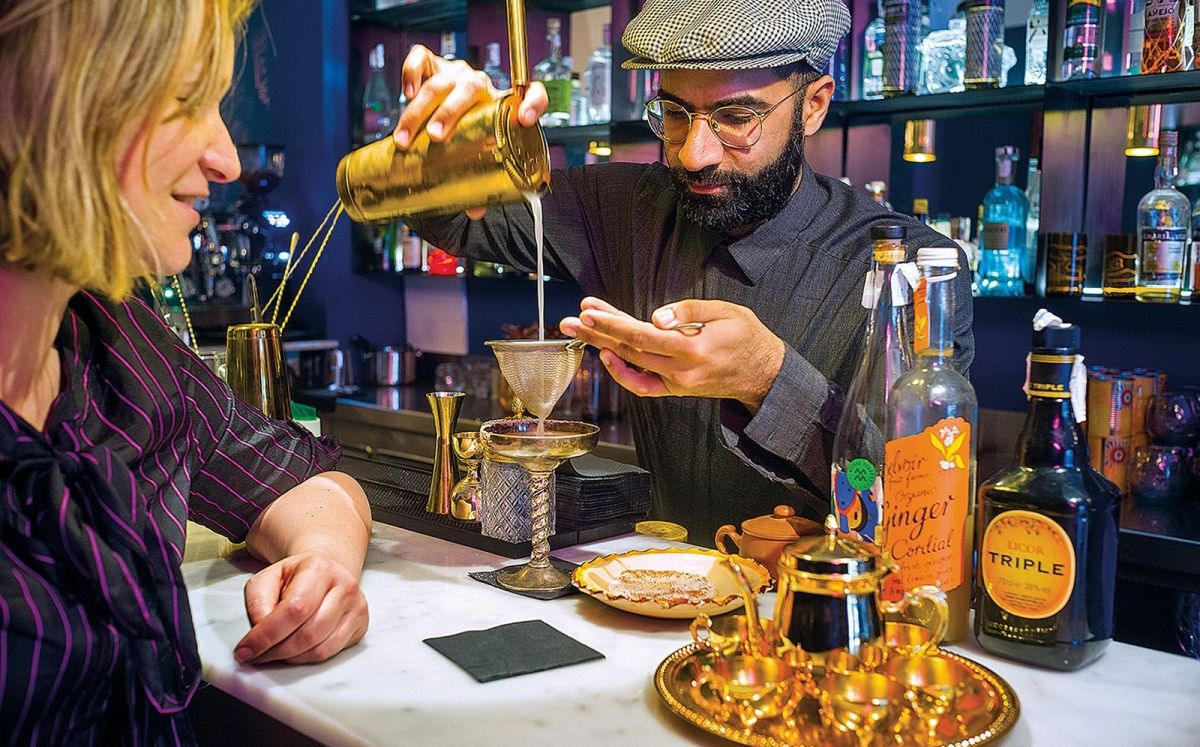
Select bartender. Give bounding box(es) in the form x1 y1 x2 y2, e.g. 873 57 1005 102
397 0 974 543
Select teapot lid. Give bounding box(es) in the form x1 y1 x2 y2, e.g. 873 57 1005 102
741 505 821 541
779 515 882 577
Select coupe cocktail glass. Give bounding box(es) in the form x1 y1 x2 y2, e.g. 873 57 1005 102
480 418 599 591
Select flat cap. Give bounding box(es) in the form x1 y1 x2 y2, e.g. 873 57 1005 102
621 0 852 72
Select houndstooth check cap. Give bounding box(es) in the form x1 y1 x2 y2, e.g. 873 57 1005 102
621 0 851 72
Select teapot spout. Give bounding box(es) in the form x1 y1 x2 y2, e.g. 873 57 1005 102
725 557 777 656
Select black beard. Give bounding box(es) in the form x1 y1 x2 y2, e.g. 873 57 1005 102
669 120 806 234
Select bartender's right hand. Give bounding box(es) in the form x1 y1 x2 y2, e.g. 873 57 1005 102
396 46 547 217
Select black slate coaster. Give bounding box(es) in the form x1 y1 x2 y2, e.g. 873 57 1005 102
424 620 605 683
468 558 581 600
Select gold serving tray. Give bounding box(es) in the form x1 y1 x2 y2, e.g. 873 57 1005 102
654 643 1020 747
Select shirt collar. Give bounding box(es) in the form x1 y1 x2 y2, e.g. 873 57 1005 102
721 162 822 285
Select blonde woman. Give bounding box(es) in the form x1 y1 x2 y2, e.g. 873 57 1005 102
0 2 372 742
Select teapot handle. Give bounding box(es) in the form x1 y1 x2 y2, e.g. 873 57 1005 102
714 524 741 554
689 613 714 648
879 584 948 656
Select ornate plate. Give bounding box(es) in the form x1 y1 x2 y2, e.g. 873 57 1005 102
572 548 771 619
654 643 1020 747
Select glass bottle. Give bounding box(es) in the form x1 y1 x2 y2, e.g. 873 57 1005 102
569 72 589 126
866 180 893 211
863 0 887 99
483 42 511 90
964 0 1006 89
362 44 395 143
1141 0 1184 73
439 32 457 61
1063 0 1103 79
1137 130 1190 302
1026 0 1050 84
883 0 921 97
1025 156 1042 287
1128 0 1147 73
976 320 1119 670
535 18 571 127
831 225 914 544
978 146 1028 297
884 246 978 644
919 13 967 95
586 24 612 123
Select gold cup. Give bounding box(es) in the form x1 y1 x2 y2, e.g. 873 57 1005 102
337 92 549 223
883 621 938 658
884 653 972 745
689 654 803 729
819 670 910 747
690 613 754 658
225 323 292 420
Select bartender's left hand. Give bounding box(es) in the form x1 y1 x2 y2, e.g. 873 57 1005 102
235 552 370 665
559 297 785 413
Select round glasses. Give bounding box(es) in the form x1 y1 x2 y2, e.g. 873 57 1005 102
644 88 804 149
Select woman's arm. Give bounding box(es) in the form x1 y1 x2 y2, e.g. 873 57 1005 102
234 471 372 665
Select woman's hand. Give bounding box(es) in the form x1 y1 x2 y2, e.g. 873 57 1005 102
559 297 787 413
235 552 369 665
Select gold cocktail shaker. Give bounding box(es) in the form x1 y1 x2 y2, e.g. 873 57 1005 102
225 323 292 421
336 0 550 223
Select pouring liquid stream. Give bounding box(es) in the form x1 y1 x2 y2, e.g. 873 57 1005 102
525 190 547 435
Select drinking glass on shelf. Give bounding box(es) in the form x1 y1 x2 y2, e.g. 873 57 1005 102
434 361 466 392
1129 444 1188 503
1146 392 1200 445
465 357 495 400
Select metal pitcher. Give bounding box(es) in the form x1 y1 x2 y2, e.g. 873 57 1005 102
225 322 292 420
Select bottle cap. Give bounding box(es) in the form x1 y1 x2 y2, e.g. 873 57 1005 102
916 246 959 267
871 223 906 241
1032 324 1080 354
995 145 1019 160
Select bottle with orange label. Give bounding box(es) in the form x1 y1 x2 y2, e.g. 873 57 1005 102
884 246 977 643
975 318 1120 670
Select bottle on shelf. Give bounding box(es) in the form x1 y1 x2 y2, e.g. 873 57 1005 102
1141 0 1185 73
919 10 967 95
883 0 921 97
976 314 1119 670
586 24 612 124
866 180 893 211
362 44 395 144
1025 0 1049 84
535 18 571 128
964 0 1006 89
569 72 589 126
863 0 887 100
884 246 978 644
831 225 914 544
1127 0 1147 73
978 146 1028 297
913 198 930 225
1025 156 1042 287
483 41 511 90
439 32 457 61
1063 0 1103 79
1137 130 1189 302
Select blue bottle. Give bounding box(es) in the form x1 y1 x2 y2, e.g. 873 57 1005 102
978 146 1028 296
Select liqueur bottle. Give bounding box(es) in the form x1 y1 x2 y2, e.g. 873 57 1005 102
362 44 395 143
976 318 1119 670
1142 0 1186 73
1025 0 1050 84
863 0 887 99
831 225 914 543
978 146 1027 296
535 18 571 127
483 42 511 89
1137 130 1189 302
884 246 978 643
1063 0 1103 79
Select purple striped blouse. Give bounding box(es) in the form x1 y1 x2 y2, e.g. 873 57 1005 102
0 292 341 744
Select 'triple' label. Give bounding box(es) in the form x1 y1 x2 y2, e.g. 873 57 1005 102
981 510 1077 619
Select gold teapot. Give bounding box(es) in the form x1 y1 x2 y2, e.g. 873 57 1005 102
727 516 948 661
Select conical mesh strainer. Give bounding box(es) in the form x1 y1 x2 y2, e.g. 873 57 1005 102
485 339 586 419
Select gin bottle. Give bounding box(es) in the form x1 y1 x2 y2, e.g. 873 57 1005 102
483 42 511 90
1025 156 1042 286
976 318 1118 670
1137 130 1189 302
978 146 1027 296
885 246 978 643
831 225 914 543
863 0 887 99
586 24 612 123
535 18 571 127
362 44 394 143
1025 0 1049 84
866 180 893 211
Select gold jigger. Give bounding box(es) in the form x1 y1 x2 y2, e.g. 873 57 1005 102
337 93 549 222
225 323 292 420
427 392 465 514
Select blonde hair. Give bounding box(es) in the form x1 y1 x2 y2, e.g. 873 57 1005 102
0 0 255 299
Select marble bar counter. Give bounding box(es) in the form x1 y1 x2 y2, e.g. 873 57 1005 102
184 524 1199 747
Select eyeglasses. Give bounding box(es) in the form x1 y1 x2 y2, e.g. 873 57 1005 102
644 88 804 149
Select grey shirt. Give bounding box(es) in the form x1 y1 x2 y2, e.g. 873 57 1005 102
408 161 974 545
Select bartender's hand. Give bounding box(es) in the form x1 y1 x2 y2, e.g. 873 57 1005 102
395 45 548 220
559 297 786 414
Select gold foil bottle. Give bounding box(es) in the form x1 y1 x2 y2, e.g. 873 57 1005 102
1045 232 1087 296
1102 233 1138 297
